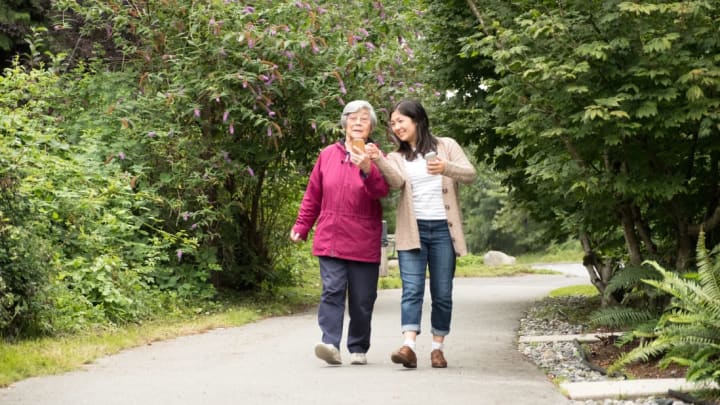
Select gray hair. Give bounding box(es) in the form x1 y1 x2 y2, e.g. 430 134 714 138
340 100 377 131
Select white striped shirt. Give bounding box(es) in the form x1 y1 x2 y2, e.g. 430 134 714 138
404 154 446 220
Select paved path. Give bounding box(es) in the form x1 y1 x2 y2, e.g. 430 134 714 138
0 272 588 405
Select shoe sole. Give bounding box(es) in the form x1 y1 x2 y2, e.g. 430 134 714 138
390 353 417 369
315 344 342 365
350 358 367 365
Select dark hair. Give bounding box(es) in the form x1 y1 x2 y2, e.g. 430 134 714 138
388 99 437 161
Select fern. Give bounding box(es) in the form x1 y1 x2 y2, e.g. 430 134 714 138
605 264 662 296
590 307 656 329
607 231 720 388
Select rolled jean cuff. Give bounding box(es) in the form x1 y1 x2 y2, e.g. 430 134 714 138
401 324 420 334
431 327 449 337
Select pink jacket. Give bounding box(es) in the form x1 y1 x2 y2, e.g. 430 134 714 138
292 141 389 263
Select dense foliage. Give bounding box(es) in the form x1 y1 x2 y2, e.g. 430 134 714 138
1 0 430 337
424 0 720 300
0 0 52 68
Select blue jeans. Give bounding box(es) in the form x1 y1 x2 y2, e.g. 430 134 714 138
398 219 456 336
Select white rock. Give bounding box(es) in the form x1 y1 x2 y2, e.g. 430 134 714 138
483 250 517 265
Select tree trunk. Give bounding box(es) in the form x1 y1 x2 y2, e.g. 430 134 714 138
619 203 643 266
631 204 656 256
580 232 617 307
675 221 694 271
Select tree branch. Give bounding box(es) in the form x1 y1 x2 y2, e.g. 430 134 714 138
688 205 720 235
465 0 486 31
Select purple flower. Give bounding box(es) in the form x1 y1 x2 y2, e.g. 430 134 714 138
247 167 255 176
376 74 385 85
147 131 156 137
311 121 317 131
182 212 190 221
223 111 229 122
365 42 376 50
191 223 198 230
267 127 273 137
248 39 255 48
244 6 255 13
215 97 220 103
268 110 276 117
118 152 126 160
339 81 347 94
194 108 201 117
229 123 234 134
176 249 183 261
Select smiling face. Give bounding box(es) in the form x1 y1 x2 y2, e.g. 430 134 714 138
344 108 373 141
390 111 418 147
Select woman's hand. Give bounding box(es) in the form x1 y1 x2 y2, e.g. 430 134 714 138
350 143 372 174
290 230 302 242
427 157 446 175
365 143 381 161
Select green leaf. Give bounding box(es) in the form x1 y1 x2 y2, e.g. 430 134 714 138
686 85 704 101
636 102 658 118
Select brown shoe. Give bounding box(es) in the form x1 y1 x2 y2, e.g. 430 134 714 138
390 345 417 369
431 349 447 368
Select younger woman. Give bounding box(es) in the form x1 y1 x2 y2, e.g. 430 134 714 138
367 99 476 368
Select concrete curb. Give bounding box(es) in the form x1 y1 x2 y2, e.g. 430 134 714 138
520 333 717 400
561 379 714 400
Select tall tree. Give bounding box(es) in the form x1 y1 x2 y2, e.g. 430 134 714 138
425 0 720 299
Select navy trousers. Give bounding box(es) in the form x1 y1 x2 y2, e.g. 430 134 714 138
317 256 379 354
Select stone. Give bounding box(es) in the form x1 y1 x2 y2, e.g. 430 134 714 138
483 250 517 266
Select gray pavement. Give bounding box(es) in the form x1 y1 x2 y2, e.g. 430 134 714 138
0 272 588 405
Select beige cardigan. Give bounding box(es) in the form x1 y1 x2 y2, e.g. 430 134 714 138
374 137 477 256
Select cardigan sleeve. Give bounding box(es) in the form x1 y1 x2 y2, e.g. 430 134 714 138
440 137 476 184
373 153 406 189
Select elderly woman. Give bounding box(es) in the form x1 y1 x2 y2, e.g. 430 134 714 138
290 100 389 366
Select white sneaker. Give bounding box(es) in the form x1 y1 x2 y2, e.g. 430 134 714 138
350 353 367 365
314 343 342 365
